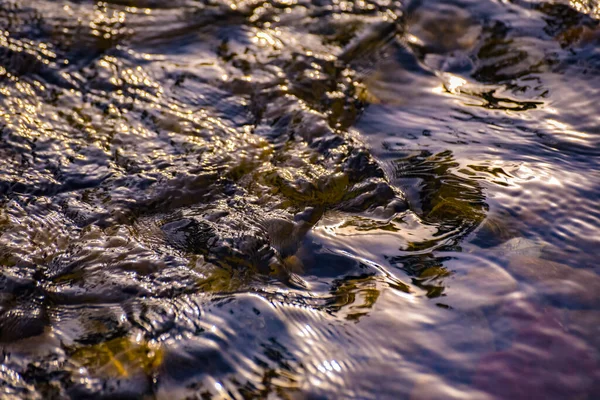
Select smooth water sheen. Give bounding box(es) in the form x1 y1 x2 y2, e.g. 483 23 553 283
0 0 599 398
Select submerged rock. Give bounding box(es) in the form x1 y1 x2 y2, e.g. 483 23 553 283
474 299 598 400
506 255 600 308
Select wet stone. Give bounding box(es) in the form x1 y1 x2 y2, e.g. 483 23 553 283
0 301 49 343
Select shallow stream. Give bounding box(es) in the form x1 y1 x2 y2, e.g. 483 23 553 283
0 0 599 398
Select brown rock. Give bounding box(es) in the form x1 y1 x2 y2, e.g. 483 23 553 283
506 256 600 307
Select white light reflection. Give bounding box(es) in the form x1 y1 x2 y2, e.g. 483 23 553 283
546 118 590 141
331 360 342 372
298 323 316 338
446 75 467 93
312 358 345 386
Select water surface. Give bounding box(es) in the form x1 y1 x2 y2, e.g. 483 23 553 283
0 0 599 398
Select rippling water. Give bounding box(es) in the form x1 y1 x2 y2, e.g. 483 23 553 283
0 0 599 398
